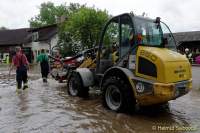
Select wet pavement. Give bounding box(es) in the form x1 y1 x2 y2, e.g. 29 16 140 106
0 66 200 133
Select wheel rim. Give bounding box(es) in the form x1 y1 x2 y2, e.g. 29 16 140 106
68 76 78 96
105 85 122 111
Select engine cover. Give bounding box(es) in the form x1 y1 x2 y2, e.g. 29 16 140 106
135 46 192 83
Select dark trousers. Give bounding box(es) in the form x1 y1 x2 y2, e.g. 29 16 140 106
41 70 48 78
40 62 49 78
16 66 28 89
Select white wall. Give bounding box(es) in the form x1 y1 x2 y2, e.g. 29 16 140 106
50 34 58 50
24 34 59 62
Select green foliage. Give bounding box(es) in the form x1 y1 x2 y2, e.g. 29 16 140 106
56 3 86 56
29 2 110 56
103 22 119 47
29 2 68 28
63 7 109 54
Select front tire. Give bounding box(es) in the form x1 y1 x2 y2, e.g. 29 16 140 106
67 72 89 97
102 76 136 112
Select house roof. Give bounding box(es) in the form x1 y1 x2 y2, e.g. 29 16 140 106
173 31 200 45
0 28 31 46
29 24 58 41
0 24 58 46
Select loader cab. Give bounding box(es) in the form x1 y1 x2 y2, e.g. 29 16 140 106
97 13 176 74
133 16 176 50
97 14 136 73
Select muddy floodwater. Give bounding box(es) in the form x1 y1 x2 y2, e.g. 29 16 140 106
0 65 200 133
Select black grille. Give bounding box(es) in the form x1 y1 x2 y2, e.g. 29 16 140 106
138 57 157 77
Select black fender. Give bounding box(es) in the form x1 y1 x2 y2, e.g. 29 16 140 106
100 66 136 92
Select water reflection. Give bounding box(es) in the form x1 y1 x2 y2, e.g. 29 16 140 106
17 92 29 112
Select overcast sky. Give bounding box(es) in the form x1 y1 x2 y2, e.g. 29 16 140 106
0 0 199 32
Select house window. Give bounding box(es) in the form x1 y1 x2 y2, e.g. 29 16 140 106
32 32 39 42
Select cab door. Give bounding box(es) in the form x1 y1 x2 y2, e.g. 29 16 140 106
97 14 136 73
96 16 120 74
119 14 135 69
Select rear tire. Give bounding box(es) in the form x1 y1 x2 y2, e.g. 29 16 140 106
67 72 89 98
102 76 136 113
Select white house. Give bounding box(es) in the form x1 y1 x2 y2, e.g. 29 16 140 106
0 24 59 64
24 24 58 62
0 28 31 63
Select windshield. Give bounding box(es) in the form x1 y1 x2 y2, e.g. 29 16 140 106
134 17 163 46
160 21 177 51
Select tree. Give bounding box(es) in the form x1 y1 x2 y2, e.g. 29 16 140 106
29 2 68 28
62 7 109 54
29 2 110 56
29 2 86 56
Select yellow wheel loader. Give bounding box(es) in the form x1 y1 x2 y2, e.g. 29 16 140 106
67 13 192 112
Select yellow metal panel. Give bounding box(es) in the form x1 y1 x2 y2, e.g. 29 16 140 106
137 80 192 106
79 57 96 68
163 61 191 83
135 46 192 83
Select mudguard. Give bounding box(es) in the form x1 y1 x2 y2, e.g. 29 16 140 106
100 66 135 88
75 68 94 87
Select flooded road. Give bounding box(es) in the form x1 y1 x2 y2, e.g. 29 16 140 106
0 66 200 133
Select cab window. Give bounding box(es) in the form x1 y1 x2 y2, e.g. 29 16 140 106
134 17 162 46
120 15 134 57
102 19 119 60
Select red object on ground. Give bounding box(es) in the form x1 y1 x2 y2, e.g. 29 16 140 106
195 55 200 64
